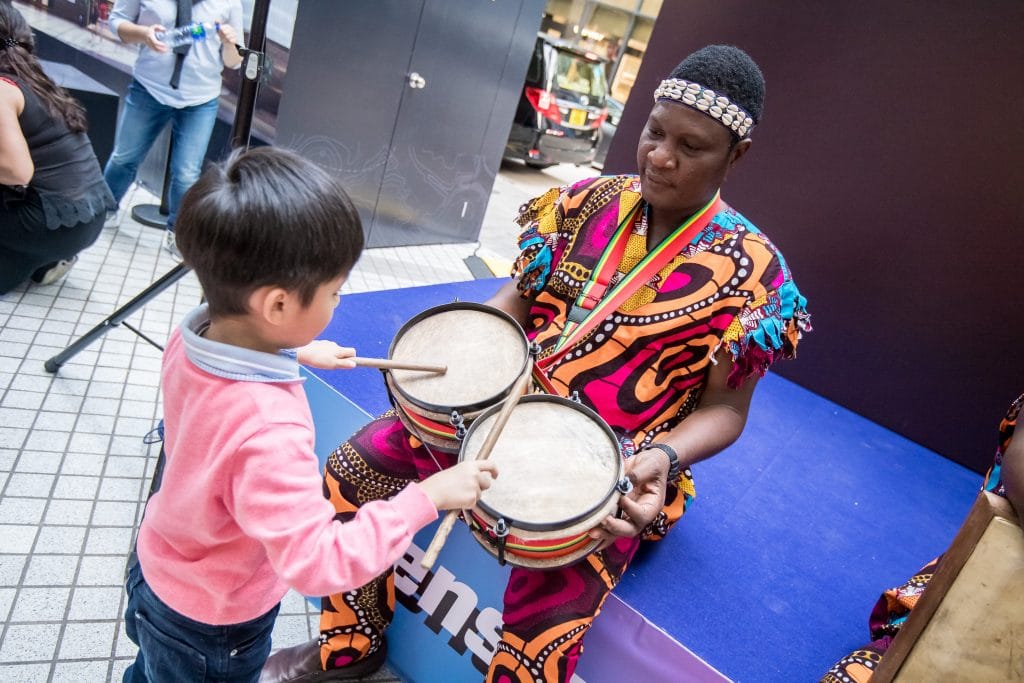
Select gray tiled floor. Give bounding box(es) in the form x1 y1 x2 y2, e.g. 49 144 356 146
3 5 597 680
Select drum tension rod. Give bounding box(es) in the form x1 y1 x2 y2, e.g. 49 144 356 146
493 518 510 566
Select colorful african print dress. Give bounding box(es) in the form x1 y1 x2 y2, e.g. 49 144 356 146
317 175 809 683
821 392 1022 683
512 175 809 539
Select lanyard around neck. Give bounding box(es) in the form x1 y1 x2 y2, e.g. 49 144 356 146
540 190 723 370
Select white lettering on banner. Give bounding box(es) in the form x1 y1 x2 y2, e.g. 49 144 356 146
394 542 503 674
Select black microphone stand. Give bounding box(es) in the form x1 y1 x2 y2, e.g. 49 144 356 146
44 0 272 374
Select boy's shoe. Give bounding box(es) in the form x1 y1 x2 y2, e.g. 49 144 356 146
30 255 78 285
259 638 387 682
164 231 183 262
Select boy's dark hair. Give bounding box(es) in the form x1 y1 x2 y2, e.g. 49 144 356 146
175 146 364 317
671 45 765 127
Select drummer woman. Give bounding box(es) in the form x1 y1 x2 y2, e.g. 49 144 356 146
262 44 810 683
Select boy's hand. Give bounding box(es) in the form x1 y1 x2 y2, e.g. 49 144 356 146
419 461 499 511
296 340 356 370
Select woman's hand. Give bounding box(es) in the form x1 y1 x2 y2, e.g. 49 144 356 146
217 23 243 68
144 24 169 53
296 340 356 370
588 447 670 547
216 22 238 47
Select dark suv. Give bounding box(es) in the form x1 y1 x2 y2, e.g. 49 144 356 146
504 35 609 169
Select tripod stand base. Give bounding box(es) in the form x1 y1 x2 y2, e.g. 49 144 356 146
131 203 169 229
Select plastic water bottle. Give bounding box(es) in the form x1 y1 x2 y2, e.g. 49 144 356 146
155 22 218 49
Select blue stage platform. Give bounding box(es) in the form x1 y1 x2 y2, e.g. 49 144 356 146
306 278 982 682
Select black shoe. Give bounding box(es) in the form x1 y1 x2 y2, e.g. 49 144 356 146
260 638 387 682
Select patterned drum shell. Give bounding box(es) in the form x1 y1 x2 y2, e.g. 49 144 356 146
386 303 530 452
459 394 624 568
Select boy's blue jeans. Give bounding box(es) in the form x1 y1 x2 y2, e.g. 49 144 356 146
123 561 279 682
103 80 219 231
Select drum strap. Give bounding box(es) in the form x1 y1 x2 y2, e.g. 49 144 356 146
535 191 724 390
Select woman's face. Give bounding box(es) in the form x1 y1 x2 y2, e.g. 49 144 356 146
636 102 749 221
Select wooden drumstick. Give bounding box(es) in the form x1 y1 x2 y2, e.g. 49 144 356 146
420 360 533 570
352 357 447 374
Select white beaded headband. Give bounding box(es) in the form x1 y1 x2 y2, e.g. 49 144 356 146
654 78 755 139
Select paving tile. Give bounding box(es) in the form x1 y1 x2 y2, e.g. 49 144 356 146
44 500 95 526
91 501 138 527
23 554 78 586
0 662 52 681
77 556 127 587
9 586 72 622
0 555 27 586
34 526 87 555
0 525 39 554
57 621 118 660
51 660 112 682
0 623 61 662
51 475 100 501
85 527 134 556
13 452 63 475
67 586 124 622
59 453 106 477
0 498 47 525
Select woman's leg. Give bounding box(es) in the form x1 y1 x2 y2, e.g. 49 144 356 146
166 96 219 231
319 413 455 669
486 536 641 683
0 198 104 294
103 81 174 206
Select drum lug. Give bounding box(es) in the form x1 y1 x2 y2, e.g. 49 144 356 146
493 518 510 566
529 342 542 357
569 390 581 404
616 476 634 495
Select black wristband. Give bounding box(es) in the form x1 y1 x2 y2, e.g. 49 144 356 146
647 442 681 482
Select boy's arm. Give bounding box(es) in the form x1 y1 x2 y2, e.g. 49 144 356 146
229 422 438 597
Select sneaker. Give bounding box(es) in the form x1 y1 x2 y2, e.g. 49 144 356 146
30 255 78 285
164 231 182 262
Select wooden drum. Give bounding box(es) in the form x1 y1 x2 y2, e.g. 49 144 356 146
386 303 531 453
459 394 628 568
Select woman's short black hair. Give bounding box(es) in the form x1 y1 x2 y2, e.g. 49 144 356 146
175 146 365 317
670 45 765 125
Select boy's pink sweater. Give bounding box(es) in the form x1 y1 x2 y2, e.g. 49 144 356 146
137 318 437 625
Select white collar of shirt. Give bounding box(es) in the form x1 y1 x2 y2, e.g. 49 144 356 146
179 304 301 383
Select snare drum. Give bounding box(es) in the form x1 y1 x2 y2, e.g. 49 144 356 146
386 303 531 453
459 394 627 568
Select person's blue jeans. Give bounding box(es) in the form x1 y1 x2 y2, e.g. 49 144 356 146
104 80 219 231
122 561 279 683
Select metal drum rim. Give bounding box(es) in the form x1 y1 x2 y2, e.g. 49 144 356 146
386 302 531 415
460 394 623 533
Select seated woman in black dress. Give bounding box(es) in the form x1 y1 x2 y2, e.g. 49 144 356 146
0 2 115 294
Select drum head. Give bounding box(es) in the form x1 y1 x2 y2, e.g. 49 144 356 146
461 396 621 530
390 304 528 412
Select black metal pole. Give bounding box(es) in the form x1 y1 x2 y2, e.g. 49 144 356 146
130 145 173 228
231 0 270 150
44 0 274 374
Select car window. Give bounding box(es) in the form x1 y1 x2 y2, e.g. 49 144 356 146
553 51 607 98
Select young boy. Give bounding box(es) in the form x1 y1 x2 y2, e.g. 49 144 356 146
122 146 499 683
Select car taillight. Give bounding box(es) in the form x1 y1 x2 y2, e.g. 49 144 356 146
525 87 562 123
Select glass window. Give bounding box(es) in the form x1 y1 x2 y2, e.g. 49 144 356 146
640 0 663 17
554 51 608 98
